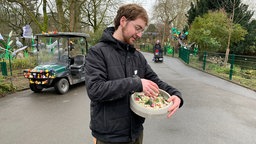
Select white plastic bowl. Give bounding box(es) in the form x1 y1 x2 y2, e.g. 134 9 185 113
130 89 173 118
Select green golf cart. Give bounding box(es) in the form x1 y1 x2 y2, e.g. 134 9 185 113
23 32 89 94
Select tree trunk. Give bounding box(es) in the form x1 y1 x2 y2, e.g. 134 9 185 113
69 0 75 32
74 1 81 32
56 0 66 32
224 47 230 65
223 0 235 65
42 0 48 31
224 27 231 65
69 0 82 32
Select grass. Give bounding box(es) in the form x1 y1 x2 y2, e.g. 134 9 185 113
189 55 256 91
0 65 30 97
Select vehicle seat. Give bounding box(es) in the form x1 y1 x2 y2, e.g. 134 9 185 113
70 55 85 69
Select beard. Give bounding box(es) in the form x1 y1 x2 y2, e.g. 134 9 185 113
121 25 137 45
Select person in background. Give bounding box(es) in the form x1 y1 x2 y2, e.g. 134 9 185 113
152 40 162 61
85 3 183 144
153 40 162 52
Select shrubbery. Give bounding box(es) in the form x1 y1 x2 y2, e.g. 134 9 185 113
8 57 37 69
0 77 15 97
0 56 37 97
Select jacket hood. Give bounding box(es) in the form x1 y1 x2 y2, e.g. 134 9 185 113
100 27 136 53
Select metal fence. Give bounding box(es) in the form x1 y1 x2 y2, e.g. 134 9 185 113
140 45 255 91
179 48 256 91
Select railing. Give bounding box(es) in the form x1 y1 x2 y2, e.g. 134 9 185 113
139 45 255 91
179 48 256 91
179 48 190 64
0 61 8 76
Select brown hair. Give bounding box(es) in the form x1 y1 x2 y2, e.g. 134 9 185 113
114 3 149 30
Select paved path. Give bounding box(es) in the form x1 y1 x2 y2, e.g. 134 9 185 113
0 52 255 144
143 52 256 144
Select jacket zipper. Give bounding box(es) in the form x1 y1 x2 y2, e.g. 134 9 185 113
125 45 133 141
124 46 128 77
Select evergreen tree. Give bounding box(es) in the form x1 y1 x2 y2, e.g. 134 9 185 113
187 0 254 27
186 0 255 55
233 19 256 55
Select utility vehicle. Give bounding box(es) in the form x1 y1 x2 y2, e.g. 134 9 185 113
23 32 89 94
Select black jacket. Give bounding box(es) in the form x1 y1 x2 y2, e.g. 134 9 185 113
85 27 183 143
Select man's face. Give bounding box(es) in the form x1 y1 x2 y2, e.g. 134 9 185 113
121 18 146 45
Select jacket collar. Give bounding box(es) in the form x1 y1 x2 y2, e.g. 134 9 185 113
100 27 136 53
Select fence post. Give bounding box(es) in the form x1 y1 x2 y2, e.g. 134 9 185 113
172 47 175 57
164 45 167 55
8 54 12 76
179 48 181 58
229 54 235 80
186 49 190 64
202 52 207 71
1 61 8 76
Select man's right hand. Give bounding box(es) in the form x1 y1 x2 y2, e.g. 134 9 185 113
141 79 159 97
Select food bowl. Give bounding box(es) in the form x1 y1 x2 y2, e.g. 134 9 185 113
130 89 173 118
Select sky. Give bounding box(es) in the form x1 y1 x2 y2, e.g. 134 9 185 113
123 0 256 19
242 0 256 19
121 0 156 17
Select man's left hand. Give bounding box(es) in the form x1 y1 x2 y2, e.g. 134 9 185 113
167 95 181 118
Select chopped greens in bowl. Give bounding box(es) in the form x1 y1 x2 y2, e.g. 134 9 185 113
130 89 173 118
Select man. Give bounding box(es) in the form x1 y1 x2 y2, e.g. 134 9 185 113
85 3 183 144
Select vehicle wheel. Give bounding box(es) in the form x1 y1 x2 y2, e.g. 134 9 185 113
30 84 43 93
54 78 69 94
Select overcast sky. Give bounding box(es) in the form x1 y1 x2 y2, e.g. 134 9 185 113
121 0 156 17
242 0 256 19
122 0 255 19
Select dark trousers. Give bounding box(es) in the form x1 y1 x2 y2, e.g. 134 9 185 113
96 132 143 144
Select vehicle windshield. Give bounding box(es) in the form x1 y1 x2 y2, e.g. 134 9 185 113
35 36 87 65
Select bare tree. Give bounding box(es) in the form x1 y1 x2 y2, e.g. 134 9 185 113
152 0 194 44
1 0 121 34
153 0 194 29
80 0 120 33
4 0 49 32
0 0 43 35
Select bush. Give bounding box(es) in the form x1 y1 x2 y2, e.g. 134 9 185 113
206 63 229 74
6 57 37 70
240 69 256 79
0 77 15 97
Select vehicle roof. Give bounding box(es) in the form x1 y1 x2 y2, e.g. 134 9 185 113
35 32 89 38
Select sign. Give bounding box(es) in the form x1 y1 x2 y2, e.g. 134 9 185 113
23 25 33 38
0 33 3 40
